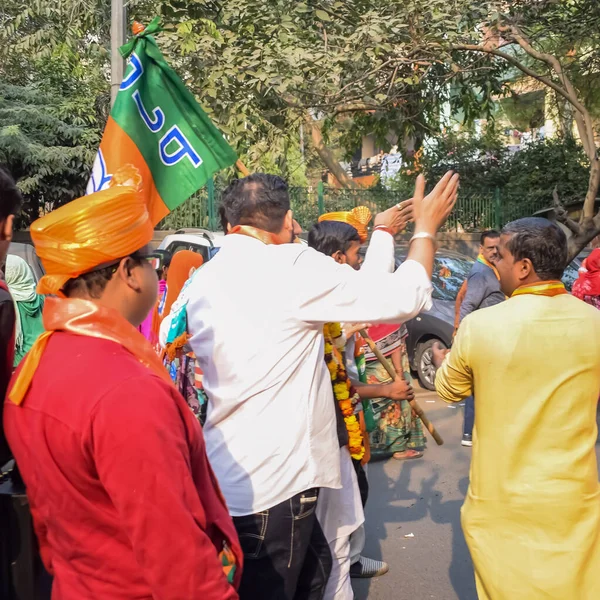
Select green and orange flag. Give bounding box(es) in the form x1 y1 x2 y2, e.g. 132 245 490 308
87 18 237 225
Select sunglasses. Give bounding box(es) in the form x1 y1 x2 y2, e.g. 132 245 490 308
144 255 162 271
102 253 163 276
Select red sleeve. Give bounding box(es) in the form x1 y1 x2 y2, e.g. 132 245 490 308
89 375 238 600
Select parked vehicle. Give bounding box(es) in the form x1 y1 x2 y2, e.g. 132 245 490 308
393 248 473 390
157 228 224 262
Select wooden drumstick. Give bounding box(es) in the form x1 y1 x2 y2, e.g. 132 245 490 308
359 329 444 446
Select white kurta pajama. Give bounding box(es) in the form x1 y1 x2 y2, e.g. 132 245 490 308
316 446 364 600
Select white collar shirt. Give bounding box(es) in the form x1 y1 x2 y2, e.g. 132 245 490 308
172 231 432 516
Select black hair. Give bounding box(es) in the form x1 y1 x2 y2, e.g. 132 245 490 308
501 217 568 280
62 254 145 299
480 229 500 245
0 166 22 221
218 204 229 234
220 174 290 234
308 221 361 257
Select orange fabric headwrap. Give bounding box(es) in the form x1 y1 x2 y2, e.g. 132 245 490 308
318 206 372 242
32 185 154 296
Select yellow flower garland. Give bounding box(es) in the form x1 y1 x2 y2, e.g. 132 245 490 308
323 322 365 461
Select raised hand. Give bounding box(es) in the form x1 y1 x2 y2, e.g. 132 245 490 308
373 198 414 236
412 172 460 234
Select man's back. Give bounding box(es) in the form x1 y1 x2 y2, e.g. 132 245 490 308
186 234 342 516
459 260 505 321
447 294 600 498
438 295 600 599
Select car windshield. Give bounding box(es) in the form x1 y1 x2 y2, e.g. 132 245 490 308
430 256 474 301
395 251 473 301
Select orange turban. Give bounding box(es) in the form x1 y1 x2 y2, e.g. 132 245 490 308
318 206 372 242
32 186 154 296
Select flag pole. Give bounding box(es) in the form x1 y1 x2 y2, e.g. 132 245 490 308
235 160 250 177
110 0 126 106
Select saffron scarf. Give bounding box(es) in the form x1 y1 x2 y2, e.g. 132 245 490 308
511 280 568 298
229 224 282 245
477 253 500 280
9 297 174 405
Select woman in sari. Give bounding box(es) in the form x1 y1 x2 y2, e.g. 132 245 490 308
160 250 205 421
5 255 44 367
364 323 426 460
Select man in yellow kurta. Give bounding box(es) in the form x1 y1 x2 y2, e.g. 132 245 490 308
434 217 600 600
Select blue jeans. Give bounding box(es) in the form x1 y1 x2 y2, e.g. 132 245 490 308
463 395 475 437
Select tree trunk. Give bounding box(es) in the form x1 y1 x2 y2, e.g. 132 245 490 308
567 217 600 261
564 157 600 261
584 156 600 220
307 117 357 189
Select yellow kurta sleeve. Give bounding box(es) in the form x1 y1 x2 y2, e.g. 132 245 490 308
435 316 473 403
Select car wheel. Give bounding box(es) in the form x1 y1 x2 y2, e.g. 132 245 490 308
415 339 446 391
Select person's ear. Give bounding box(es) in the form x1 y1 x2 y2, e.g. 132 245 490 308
116 257 144 293
518 258 533 281
1 215 14 242
283 210 294 233
332 250 347 265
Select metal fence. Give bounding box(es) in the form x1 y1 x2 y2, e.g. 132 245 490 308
156 181 548 233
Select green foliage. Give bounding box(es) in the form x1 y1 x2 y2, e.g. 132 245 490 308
501 137 591 209
388 132 591 219
0 0 597 225
0 83 99 225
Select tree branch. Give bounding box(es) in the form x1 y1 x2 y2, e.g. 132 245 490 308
308 115 357 189
504 24 596 160
552 186 581 235
450 43 584 115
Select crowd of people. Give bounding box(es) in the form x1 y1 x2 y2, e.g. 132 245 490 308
0 163 599 600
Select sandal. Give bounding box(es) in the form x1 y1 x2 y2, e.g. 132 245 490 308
392 449 423 461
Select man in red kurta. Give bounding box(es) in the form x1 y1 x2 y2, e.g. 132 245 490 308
3 180 242 599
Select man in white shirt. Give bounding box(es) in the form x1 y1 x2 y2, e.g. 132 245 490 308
161 171 458 599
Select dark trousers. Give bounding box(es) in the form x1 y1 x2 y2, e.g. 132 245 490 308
233 488 332 600
0 474 52 600
463 395 475 436
352 459 369 508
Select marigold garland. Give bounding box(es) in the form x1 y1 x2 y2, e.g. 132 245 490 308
323 322 365 460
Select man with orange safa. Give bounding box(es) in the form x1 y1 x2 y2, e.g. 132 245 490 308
3 180 242 599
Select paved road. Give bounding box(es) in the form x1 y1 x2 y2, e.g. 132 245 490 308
352 390 600 600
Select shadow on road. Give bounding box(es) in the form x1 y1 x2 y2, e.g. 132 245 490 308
355 457 476 600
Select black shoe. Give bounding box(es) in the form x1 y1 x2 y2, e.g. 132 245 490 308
461 433 473 447
350 556 389 578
